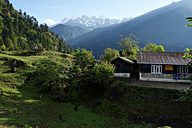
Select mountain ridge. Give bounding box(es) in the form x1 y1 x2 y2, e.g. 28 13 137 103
70 0 192 57
60 15 131 31
50 16 130 42
50 24 88 41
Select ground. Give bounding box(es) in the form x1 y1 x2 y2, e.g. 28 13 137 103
129 80 191 90
0 51 153 128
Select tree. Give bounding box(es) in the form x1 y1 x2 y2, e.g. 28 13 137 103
0 36 4 46
0 0 70 52
143 43 165 52
8 43 14 51
0 44 6 51
120 36 138 52
31 57 72 101
93 61 115 84
0 16 4 34
73 49 95 70
186 17 192 27
101 48 119 62
4 37 13 48
17 37 29 50
119 36 139 60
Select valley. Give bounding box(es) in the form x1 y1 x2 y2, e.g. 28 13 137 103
1 0 192 128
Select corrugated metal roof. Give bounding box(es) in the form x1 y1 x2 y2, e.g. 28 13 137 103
137 52 191 65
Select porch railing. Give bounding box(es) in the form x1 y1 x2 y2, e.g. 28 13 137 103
140 73 192 80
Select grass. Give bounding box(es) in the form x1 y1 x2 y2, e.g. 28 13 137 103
0 51 152 128
0 86 109 128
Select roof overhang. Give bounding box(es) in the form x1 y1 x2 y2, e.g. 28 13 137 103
137 62 189 66
112 56 134 64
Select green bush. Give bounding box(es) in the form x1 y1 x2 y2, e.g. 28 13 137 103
30 50 115 103
1 44 6 51
92 61 114 85
31 57 72 101
179 87 192 102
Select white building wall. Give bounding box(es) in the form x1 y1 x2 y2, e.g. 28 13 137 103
114 73 130 78
139 73 191 83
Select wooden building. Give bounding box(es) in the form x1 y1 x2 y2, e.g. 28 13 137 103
112 52 192 83
137 52 192 82
111 56 134 78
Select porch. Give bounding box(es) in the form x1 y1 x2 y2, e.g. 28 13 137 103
139 73 192 83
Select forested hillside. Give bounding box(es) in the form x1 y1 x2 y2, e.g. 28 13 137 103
0 0 70 52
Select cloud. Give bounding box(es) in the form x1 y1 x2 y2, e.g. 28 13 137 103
43 19 57 26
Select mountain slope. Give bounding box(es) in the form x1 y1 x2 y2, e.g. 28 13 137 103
61 15 130 31
50 24 88 41
0 0 70 52
71 0 192 57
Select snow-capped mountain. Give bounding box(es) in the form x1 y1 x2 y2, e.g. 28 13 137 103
61 15 131 31
49 15 131 43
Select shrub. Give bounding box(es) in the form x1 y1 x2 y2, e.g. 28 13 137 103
1 44 6 51
179 87 192 103
92 61 114 85
31 57 72 101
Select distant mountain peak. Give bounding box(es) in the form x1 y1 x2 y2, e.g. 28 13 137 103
70 0 192 57
60 15 131 31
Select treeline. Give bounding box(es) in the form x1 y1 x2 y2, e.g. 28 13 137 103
100 35 165 62
0 0 70 52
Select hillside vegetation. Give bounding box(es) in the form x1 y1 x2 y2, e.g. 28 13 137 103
0 51 154 128
0 0 192 128
0 0 70 52
0 51 192 128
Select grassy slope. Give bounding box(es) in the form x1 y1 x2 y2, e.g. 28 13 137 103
0 51 152 128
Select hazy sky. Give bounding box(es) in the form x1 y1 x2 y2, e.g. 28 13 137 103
9 0 181 25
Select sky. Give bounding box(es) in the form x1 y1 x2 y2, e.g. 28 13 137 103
9 0 180 26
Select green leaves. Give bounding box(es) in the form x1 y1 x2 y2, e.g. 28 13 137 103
0 44 6 51
120 36 139 52
0 0 70 52
30 48 115 102
143 43 165 52
93 61 114 80
73 49 95 70
186 17 192 27
183 48 192 59
31 56 72 100
101 48 119 62
119 35 139 60
179 88 192 103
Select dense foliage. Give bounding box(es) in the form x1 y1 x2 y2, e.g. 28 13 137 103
31 56 73 101
30 49 115 103
119 36 139 60
0 0 70 52
143 43 165 52
101 48 119 62
0 51 156 128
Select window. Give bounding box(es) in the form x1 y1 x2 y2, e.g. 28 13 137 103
142 65 151 73
177 66 188 74
151 65 162 74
